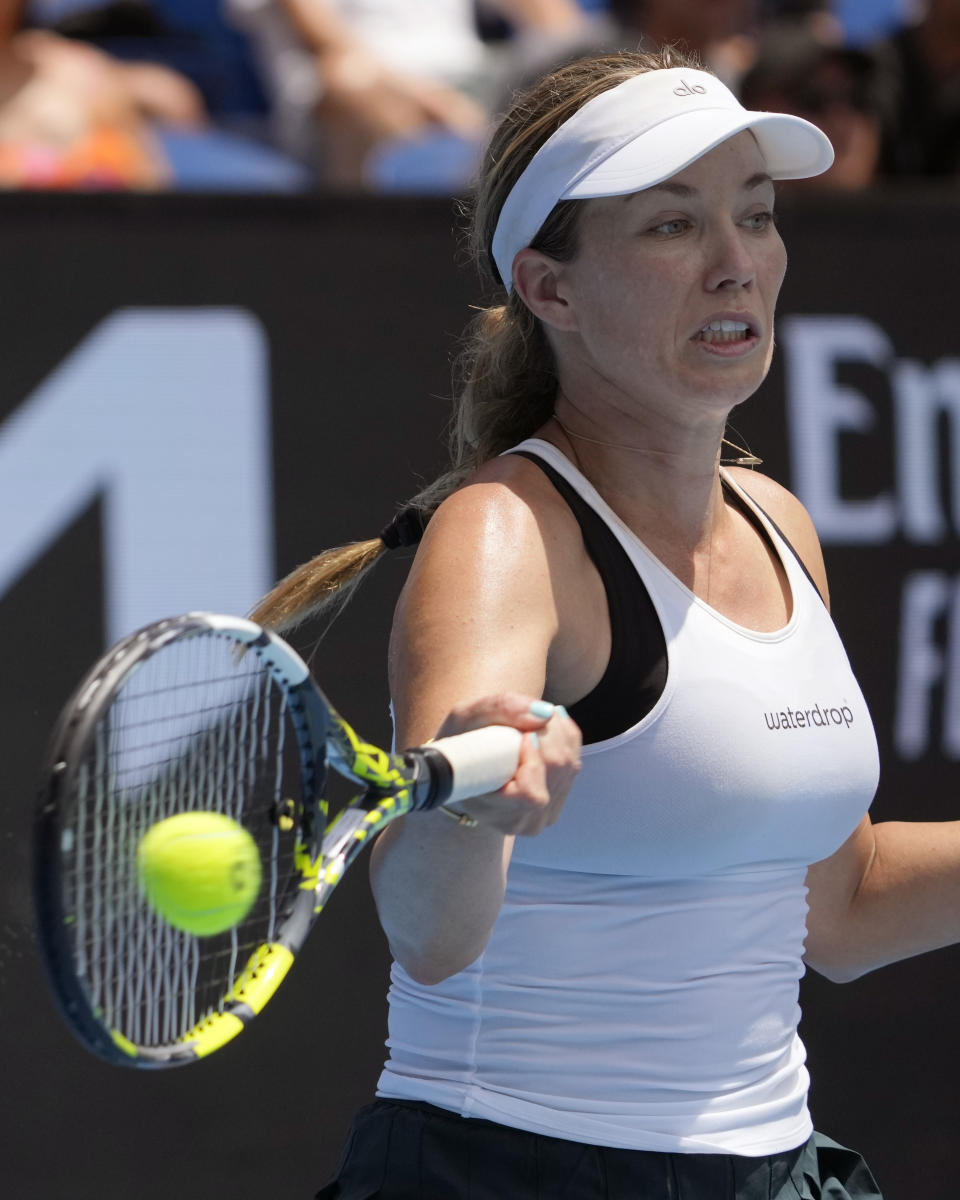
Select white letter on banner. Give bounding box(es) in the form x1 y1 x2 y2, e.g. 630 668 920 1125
945 577 960 758
780 315 896 544
0 308 273 642
894 571 950 760
931 362 960 539
892 359 948 543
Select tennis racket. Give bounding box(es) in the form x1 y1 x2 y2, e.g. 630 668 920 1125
34 612 521 1068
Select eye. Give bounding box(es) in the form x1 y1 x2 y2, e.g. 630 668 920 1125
650 217 691 237
743 210 777 232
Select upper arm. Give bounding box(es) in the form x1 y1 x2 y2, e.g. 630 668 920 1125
729 472 883 980
725 467 830 610
389 458 575 748
803 815 877 981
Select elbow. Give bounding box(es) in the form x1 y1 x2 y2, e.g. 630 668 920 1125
388 937 486 987
803 936 874 984
805 955 868 985
402 960 459 987
803 911 873 984
393 953 470 987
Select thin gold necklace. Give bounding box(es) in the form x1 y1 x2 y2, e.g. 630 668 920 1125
552 416 762 466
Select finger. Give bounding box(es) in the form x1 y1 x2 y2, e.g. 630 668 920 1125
538 705 582 759
435 694 560 739
449 727 574 835
499 732 551 818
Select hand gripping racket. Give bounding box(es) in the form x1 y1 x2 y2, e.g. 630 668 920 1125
34 613 521 1068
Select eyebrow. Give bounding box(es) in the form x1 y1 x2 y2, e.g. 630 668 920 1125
635 172 774 199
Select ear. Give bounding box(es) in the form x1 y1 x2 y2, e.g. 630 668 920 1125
512 249 579 332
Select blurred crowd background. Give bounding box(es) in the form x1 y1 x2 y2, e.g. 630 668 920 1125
0 0 952 195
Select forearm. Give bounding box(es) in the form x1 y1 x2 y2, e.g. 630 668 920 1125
370 814 514 984
808 820 960 982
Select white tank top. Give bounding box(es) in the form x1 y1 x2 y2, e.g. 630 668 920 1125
378 440 880 1155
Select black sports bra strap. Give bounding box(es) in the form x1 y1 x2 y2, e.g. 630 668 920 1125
722 477 827 607
511 451 668 744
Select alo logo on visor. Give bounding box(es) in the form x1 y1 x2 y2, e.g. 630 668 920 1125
673 79 708 97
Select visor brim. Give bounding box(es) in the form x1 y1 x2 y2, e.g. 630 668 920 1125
562 107 834 200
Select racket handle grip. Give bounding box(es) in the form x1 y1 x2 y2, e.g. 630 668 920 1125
411 725 523 810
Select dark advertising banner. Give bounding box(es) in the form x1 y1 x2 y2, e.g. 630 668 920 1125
0 190 957 1199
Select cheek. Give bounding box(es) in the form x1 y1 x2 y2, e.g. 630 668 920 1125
765 237 788 298
579 277 667 360
568 257 641 333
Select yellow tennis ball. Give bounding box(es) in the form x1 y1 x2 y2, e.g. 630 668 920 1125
136 812 261 937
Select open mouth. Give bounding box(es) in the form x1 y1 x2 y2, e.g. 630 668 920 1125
696 319 756 345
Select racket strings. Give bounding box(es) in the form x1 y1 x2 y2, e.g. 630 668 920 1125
60 634 306 1049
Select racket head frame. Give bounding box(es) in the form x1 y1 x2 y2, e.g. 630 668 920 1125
33 612 513 1068
34 613 334 1067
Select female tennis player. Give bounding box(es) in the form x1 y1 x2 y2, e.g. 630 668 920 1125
249 45 956 1200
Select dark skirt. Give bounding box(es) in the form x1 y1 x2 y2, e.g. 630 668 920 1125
316 1099 883 1200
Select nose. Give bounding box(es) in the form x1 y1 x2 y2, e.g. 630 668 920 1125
703 221 756 293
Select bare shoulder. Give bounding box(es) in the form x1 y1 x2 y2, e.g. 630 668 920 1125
390 451 591 738
421 451 583 568
402 451 588 633
725 467 830 606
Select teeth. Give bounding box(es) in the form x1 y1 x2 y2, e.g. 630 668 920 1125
702 319 749 333
698 318 752 344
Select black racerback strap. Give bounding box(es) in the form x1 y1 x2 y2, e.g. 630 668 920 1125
510 454 821 743
512 451 668 745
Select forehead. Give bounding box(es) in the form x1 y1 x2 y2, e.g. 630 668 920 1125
573 133 772 243
644 131 771 196
566 134 776 258
586 131 772 219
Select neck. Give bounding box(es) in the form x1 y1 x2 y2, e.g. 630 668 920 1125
545 396 732 556
552 416 759 467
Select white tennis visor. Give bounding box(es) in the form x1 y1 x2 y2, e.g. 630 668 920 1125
491 67 834 290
